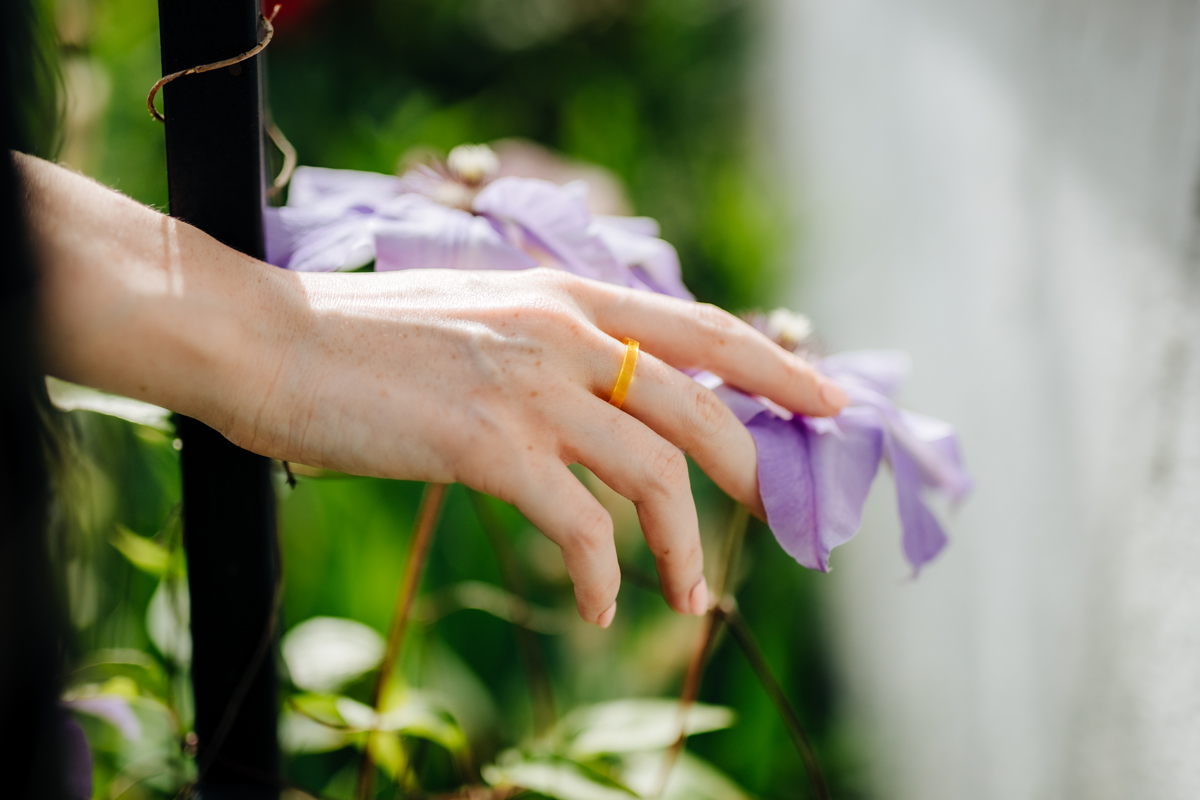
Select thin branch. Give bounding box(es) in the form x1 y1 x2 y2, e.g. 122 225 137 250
654 501 749 796
147 5 281 122
467 490 557 736
356 483 449 800
265 115 297 199
715 604 830 800
654 609 722 795
714 504 750 598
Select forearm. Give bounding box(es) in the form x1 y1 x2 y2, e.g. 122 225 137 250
17 153 298 435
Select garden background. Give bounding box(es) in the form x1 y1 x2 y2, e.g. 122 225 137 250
47 0 869 797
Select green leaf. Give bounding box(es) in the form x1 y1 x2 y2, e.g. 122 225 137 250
110 524 170 576
46 376 174 432
329 690 469 754
145 578 190 665
368 731 408 781
618 751 754 800
557 699 736 758
279 707 351 754
483 752 636 800
289 693 348 728
281 616 385 693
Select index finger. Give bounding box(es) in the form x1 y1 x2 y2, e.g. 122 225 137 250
584 285 848 417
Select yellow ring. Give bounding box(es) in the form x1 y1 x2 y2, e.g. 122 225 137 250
608 338 640 409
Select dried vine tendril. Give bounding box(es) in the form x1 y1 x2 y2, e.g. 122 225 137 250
147 4 281 123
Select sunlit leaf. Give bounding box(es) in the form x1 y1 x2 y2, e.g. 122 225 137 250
327 689 469 754
618 751 753 800
145 578 191 665
483 752 636 800
558 699 735 758
379 688 467 754
110 524 170 575
279 708 350 754
290 693 346 726
368 731 407 781
334 696 380 730
46 376 174 432
282 616 385 693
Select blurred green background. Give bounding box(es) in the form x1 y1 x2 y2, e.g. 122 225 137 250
44 0 868 797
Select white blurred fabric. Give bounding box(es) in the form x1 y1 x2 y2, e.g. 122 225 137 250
762 1 1200 798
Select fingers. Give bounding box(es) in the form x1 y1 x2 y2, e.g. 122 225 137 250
610 347 766 518
506 462 622 626
562 400 708 617
583 283 848 417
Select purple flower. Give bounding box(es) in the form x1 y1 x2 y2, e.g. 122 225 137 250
60 711 93 800
263 147 969 572
699 349 970 573
264 151 693 299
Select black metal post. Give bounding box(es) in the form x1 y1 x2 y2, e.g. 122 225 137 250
156 2 279 796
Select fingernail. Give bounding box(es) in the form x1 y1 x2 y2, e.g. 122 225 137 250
820 380 849 411
688 578 709 616
598 601 617 629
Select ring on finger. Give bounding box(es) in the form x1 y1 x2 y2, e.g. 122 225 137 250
607 338 639 409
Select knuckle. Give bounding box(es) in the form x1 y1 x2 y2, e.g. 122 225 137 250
567 507 613 554
647 441 690 493
680 384 730 443
693 302 737 335
533 268 589 302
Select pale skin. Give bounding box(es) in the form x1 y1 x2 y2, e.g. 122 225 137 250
18 153 848 627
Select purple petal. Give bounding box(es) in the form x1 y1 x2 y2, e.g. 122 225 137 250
843 384 970 572
887 436 950 574
590 217 694 300
61 713 93 800
63 696 142 741
372 195 537 272
266 207 377 272
748 409 884 571
895 408 973 502
820 350 911 399
705 355 969 573
803 409 887 565
746 413 821 568
286 165 406 209
473 178 630 285
265 166 409 271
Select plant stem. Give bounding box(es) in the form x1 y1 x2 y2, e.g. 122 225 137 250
467 490 557 735
715 503 750 598
654 502 750 796
717 603 830 800
356 482 449 800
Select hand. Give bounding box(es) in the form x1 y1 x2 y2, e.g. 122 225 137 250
243 268 847 625
23 154 846 626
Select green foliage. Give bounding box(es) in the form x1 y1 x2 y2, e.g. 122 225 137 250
266 0 787 308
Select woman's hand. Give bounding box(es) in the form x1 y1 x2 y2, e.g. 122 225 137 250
244 268 848 625
23 154 846 625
